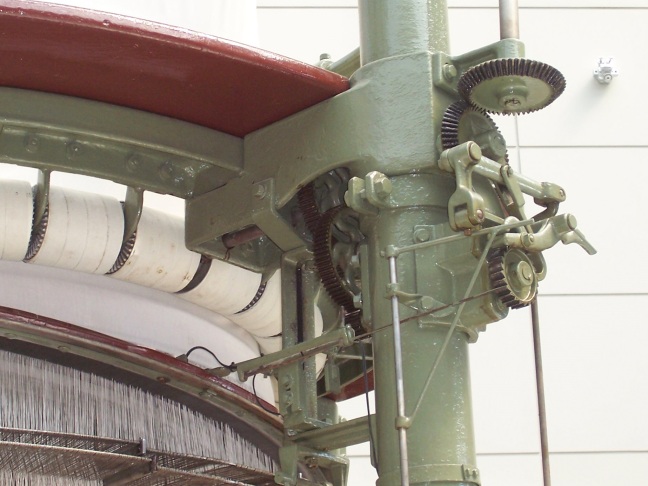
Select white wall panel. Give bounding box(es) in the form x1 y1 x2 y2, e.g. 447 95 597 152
345 455 378 485
257 8 359 64
549 452 648 486
539 294 648 452
471 310 541 454
476 453 543 486
503 8 646 147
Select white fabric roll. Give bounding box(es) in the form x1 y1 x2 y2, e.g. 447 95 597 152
228 271 282 337
0 179 33 261
180 258 262 316
28 186 123 274
111 206 200 292
253 335 282 355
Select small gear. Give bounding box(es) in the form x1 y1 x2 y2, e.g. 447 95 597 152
441 100 508 163
457 58 566 115
488 248 538 309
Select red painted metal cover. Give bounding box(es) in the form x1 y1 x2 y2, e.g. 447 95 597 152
0 1 350 137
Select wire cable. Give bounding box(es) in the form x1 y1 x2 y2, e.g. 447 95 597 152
185 345 237 371
252 374 281 416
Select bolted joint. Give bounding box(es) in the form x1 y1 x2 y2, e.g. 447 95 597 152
438 141 482 173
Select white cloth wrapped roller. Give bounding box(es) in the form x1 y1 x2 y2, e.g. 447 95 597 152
27 186 123 274
228 271 282 337
110 206 200 292
0 179 33 261
180 258 262 316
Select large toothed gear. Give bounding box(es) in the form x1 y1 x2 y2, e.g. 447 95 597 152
312 205 363 331
441 100 508 164
488 248 538 309
457 58 566 115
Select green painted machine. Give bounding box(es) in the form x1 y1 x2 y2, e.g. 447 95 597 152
0 0 595 485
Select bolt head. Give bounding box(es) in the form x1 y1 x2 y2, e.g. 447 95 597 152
443 64 458 81
373 175 392 199
413 227 431 243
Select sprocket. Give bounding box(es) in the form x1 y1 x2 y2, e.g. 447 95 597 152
457 58 566 115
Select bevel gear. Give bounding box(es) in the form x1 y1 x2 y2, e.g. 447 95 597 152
488 248 538 309
457 58 566 115
441 100 508 164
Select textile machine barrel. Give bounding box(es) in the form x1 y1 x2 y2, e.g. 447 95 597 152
0 1 594 485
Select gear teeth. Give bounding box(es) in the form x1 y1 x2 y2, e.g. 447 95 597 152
299 183 364 332
107 231 136 274
440 100 469 150
487 248 536 309
312 206 363 332
457 58 566 115
297 182 321 236
24 205 48 261
441 100 509 163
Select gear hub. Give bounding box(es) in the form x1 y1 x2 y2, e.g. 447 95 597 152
488 248 538 309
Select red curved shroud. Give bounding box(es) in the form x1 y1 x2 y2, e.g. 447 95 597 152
0 1 349 137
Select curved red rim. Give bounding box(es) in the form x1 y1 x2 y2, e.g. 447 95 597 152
0 1 349 137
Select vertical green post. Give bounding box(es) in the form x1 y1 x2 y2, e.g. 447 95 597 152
356 1 479 485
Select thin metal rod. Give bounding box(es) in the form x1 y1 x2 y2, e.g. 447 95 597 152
531 300 552 486
499 0 520 39
387 255 409 486
327 47 360 78
410 232 497 420
390 218 535 257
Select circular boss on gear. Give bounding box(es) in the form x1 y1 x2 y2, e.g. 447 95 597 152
488 248 538 309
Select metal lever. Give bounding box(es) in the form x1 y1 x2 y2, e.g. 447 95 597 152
562 228 597 255
494 214 597 255
438 142 566 231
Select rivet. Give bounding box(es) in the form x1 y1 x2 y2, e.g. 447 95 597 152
25 135 40 153
126 155 141 173
158 161 174 181
66 141 83 159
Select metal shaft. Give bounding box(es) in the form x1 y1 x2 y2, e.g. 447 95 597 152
531 300 552 486
499 0 520 39
388 256 410 486
358 0 450 65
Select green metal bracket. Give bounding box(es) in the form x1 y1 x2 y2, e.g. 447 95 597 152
0 88 242 199
233 326 355 383
432 38 526 96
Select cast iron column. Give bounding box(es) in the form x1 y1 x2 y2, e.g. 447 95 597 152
357 1 478 484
